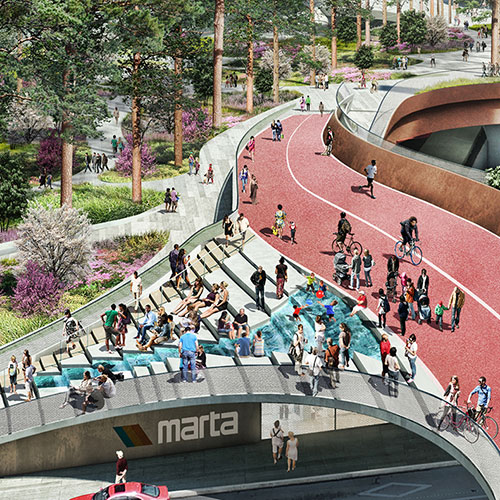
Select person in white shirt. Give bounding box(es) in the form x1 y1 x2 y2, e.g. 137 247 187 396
359 159 377 199
270 420 284 464
385 346 400 396
82 374 116 413
314 316 326 357
307 347 323 397
130 271 143 312
60 371 93 409
405 334 418 383
236 213 250 247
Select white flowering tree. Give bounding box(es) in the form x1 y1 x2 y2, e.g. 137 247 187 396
17 204 92 283
298 44 332 77
260 49 292 80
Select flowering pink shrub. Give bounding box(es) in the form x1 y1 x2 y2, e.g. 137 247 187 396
115 135 157 177
223 116 245 128
0 229 18 243
254 41 268 58
182 108 213 141
37 130 77 173
331 67 392 83
13 261 63 317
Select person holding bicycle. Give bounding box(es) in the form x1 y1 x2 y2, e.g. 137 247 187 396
400 216 419 252
335 212 351 249
467 376 492 421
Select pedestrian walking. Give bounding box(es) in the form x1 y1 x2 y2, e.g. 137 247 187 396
380 333 390 381
324 338 340 388
188 153 195 175
251 266 266 311
314 315 326 358
417 268 429 297
362 249 374 287
239 165 249 193
377 288 390 328
164 188 171 212
102 153 109 171
324 74 329 89
275 256 288 299
130 271 142 312
115 451 128 483
84 152 92 173
116 303 131 349
194 157 200 175
338 322 351 369
319 101 324 117
385 347 400 396
430 54 436 67
25 362 36 401
249 174 258 204
111 135 118 155
175 249 191 289
322 127 334 156
290 324 306 375
222 215 234 248
306 347 322 396
271 120 277 141
462 48 469 62
349 249 361 290
398 295 409 336
203 164 214 184
405 334 418 383
100 304 119 354
169 244 179 279
448 286 465 332
273 204 287 240
95 153 102 172
62 308 82 354
437 376 460 429
289 221 297 244
305 95 311 111
113 107 120 125
7 355 18 394
299 96 305 112
434 300 449 332
236 212 250 247
359 159 377 199
179 327 199 382
270 420 284 464
170 187 178 212
46 173 53 189
405 279 416 321
22 349 31 383
117 137 125 153
91 152 97 172
247 136 255 162
286 432 298 471
276 120 283 141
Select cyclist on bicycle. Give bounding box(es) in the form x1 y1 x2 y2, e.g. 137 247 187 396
400 216 419 252
467 376 492 421
335 212 351 249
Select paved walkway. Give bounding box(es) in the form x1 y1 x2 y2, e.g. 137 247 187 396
237 112 500 433
0 425 450 500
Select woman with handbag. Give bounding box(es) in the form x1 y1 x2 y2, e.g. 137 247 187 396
290 324 305 375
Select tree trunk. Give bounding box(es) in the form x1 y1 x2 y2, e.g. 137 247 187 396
382 0 387 25
246 15 254 114
409 0 413 10
131 52 142 204
365 0 370 45
310 0 316 86
212 0 224 129
430 0 434 17
60 130 73 208
356 0 362 50
436 0 440 15
396 0 401 44
272 23 280 104
492 0 500 65
448 0 452 23
331 6 338 69
174 56 183 168
420 0 423 13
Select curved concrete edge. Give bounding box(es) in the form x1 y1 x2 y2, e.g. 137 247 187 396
0 385 497 499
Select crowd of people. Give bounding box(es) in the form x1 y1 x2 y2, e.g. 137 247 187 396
83 151 111 174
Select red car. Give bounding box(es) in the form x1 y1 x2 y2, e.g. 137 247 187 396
71 482 170 500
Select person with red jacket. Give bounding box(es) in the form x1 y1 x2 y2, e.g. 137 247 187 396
380 333 391 381
350 291 367 317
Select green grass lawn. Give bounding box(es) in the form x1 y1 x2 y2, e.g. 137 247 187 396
415 77 500 94
32 184 165 224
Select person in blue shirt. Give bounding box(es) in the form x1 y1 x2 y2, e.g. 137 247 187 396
236 331 251 357
179 328 199 382
467 376 492 420
317 299 338 322
136 305 157 345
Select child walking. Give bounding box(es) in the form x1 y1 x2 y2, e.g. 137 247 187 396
434 301 449 332
305 272 316 293
290 221 296 244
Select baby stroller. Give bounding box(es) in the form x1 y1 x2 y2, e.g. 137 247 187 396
386 272 398 303
417 294 431 324
333 252 350 285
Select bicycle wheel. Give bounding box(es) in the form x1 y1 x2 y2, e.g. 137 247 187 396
462 419 480 443
394 241 405 259
350 241 363 256
482 416 499 439
436 409 450 431
410 245 423 266
332 239 343 254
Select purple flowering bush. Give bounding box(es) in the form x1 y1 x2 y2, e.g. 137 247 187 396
36 130 78 174
115 135 158 177
182 108 213 141
13 261 64 317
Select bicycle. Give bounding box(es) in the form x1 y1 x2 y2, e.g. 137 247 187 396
394 238 423 266
332 232 362 256
436 404 479 443
475 406 499 439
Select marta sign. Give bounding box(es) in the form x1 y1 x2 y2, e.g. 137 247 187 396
158 411 238 444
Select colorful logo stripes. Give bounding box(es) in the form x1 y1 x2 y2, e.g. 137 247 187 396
114 424 152 447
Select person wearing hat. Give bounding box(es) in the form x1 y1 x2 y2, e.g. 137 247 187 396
350 290 367 317
115 450 128 483
434 300 449 332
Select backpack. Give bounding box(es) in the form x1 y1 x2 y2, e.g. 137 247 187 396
341 220 351 234
383 296 391 313
327 345 339 369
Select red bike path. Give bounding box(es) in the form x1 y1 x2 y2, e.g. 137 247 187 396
238 113 500 417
